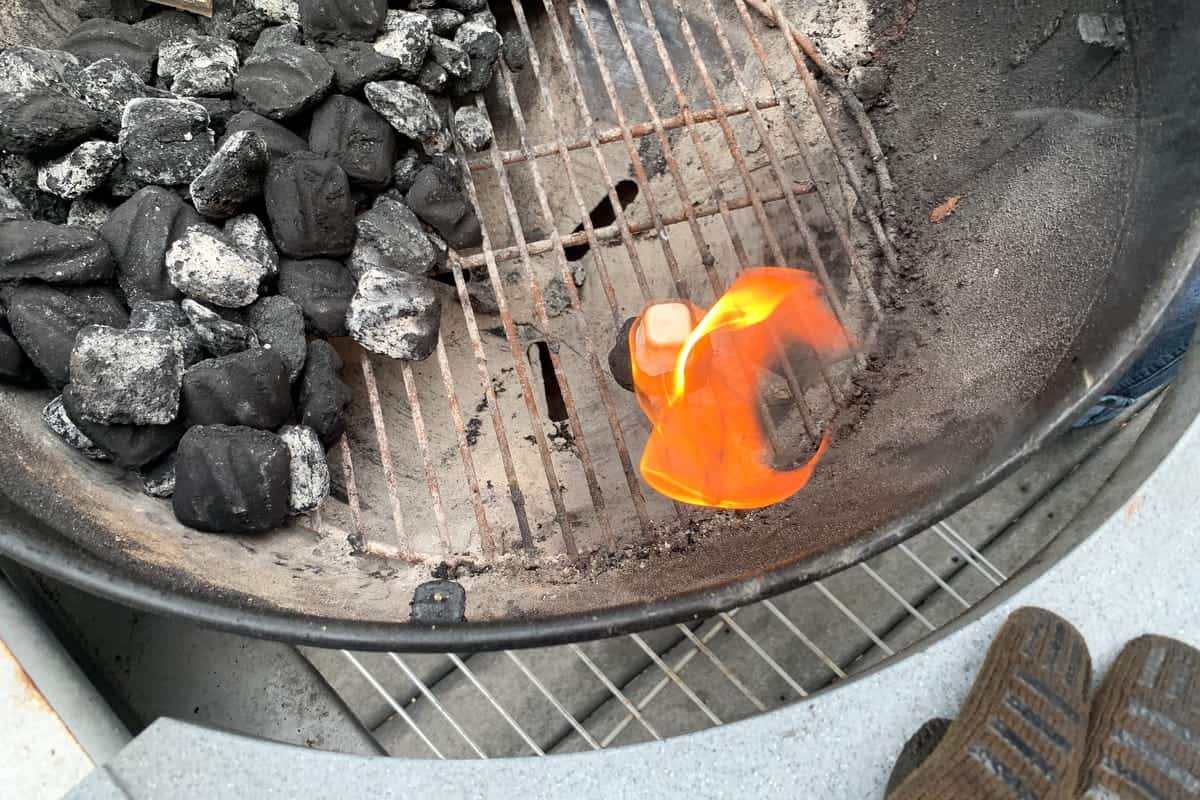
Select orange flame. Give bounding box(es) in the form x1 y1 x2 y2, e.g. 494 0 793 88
630 267 851 509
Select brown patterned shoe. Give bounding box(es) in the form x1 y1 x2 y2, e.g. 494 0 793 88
887 607 1091 800
1076 635 1200 799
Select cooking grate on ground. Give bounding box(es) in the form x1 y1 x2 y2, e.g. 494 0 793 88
309 0 894 565
302 393 1158 758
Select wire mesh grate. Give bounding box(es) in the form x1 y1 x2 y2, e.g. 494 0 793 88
312 396 1159 759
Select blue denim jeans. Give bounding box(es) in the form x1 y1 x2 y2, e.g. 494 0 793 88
1075 272 1200 427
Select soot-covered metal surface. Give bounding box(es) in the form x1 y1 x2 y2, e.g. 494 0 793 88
1 0 1197 648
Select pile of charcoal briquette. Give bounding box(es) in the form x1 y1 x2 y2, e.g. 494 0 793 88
0 0 523 534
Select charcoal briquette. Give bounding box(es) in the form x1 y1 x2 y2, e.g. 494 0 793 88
278 424 330 513
277 257 356 336
0 154 70 223
135 10 201 40
392 151 422 194
0 314 40 386
355 196 436 275
420 8 465 36
61 385 186 468
296 338 351 446
300 0 388 45
140 449 177 497
264 153 357 258
251 22 303 55
466 9 496 27
0 91 102 158
182 298 260 356
449 20 500 95
429 35 469 78
308 94 398 190
157 34 241 97
246 295 307 382
36 141 123 201
166 226 266 308
77 0 148 25
190 131 270 219
119 98 216 186
364 79 450 155
101 186 203 302
239 0 301 25
235 41 335 120
69 325 184 425
61 19 162 83
453 106 492 152
129 299 205 366
4 285 117 387
320 42 402 93
502 31 528 71
172 424 291 533
414 61 447 94
0 47 82 96
221 109 309 160
77 58 175 137
374 10 432 76
405 164 481 249
60 285 130 328
224 213 279 277
0 220 115 284
347 267 441 361
66 197 114 231
43 394 110 460
0 185 29 224
191 98 244 137
442 0 487 12
181 348 292 429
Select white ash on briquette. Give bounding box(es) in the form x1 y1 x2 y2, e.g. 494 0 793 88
0 0 510 535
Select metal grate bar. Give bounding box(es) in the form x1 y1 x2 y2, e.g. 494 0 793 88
337 435 367 554
630 633 723 726
485 15 654 537
400 362 454 555
389 654 487 758
464 97 781 174
675 623 768 712
899 542 973 609
587 0 825 447
575 0 722 300
446 254 535 552
719 610 809 697
548 2 690 301
860 563 938 633
452 179 815 272
433 339 497 557
814 581 895 657
599 615 734 746
450 132 580 556
743 1 899 240
343 651 444 759
505 651 603 751
358 359 413 556
762 598 848 679
569 644 663 741
932 522 1004 587
446 654 545 756
938 522 1009 583
466 93 617 550
705 0 853 403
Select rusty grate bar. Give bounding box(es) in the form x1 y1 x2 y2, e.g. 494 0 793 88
453 180 815 272
463 97 782 174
